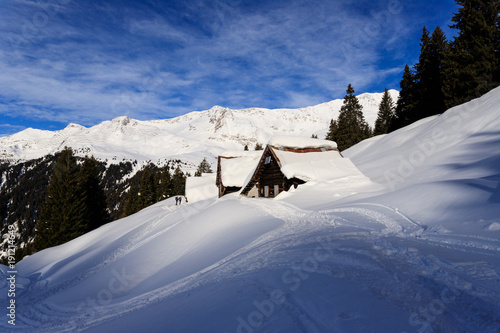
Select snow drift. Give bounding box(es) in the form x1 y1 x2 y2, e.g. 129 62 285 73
345 87 500 226
219 151 262 188
185 173 218 203
1 88 499 333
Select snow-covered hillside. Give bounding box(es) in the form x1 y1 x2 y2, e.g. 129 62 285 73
345 87 500 226
1 88 499 333
0 90 398 167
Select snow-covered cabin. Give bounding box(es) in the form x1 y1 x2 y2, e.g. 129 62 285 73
240 136 364 198
216 150 262 197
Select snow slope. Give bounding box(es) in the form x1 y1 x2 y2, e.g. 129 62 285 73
0 91 398 167
1 88 500 332
344 87 500 226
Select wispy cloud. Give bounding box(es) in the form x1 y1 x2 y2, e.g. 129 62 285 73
0 0 458 135
0 124 27 137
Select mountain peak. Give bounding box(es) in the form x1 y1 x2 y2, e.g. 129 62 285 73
110 116 136 126
207 105 227 112
207 106 234 132
64 123 86 131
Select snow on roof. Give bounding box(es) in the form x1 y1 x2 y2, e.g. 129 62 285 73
185 173 218 203
272 148 368 182
220 151 262 187
268 136 337 150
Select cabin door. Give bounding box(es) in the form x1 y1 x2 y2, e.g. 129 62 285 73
274 185 279 197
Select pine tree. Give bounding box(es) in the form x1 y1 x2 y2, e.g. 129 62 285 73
139 167 157 208
255 143 263 150
391 65 417 131
405 27 431 125
157 166 173 200
427 26 448 115
414 26 432 82
325 119 338 142
334 84 370 151
443 0 499 107
244 144 249 151
124 183 140 216
171 166 186 195
78 156 110 231
374 88 395 135
194 158 213 176
414 27 448 119
35 147 86 251
495 3 500 84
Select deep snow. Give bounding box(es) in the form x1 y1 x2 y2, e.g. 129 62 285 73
1 88 499 332
218 151 262 188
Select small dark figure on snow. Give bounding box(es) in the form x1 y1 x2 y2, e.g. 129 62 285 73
175 196 179 205
178 196 182 205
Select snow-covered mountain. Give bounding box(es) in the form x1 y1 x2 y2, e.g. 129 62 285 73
0 90 398 168
1 88 499 332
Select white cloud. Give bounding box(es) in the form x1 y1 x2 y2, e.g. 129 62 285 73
0 124 27 137
0 0 446 130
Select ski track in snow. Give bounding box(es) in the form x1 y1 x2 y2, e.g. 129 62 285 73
1 196 498 332
4 204 202 332
1 194 499 332
0 199 497 332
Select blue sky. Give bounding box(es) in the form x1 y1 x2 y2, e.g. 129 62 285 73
0 0 458 135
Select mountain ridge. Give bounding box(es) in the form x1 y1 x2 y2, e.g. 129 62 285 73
0 90 399 165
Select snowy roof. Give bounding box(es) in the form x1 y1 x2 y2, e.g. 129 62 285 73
240 136 368 195
272 148 367 182
219 151 262 187
268 136 337 150
185 173 218 203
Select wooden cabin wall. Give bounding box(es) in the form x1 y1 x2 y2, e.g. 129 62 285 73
283 177 305 191
217 156 241 197
216 156 222 187
224 186 241 196
258 152 285 197
241 145 326 197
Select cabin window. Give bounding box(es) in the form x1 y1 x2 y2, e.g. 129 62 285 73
274 185 279 196
264 186 269 197
320 148 326 152
265 156 271 164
